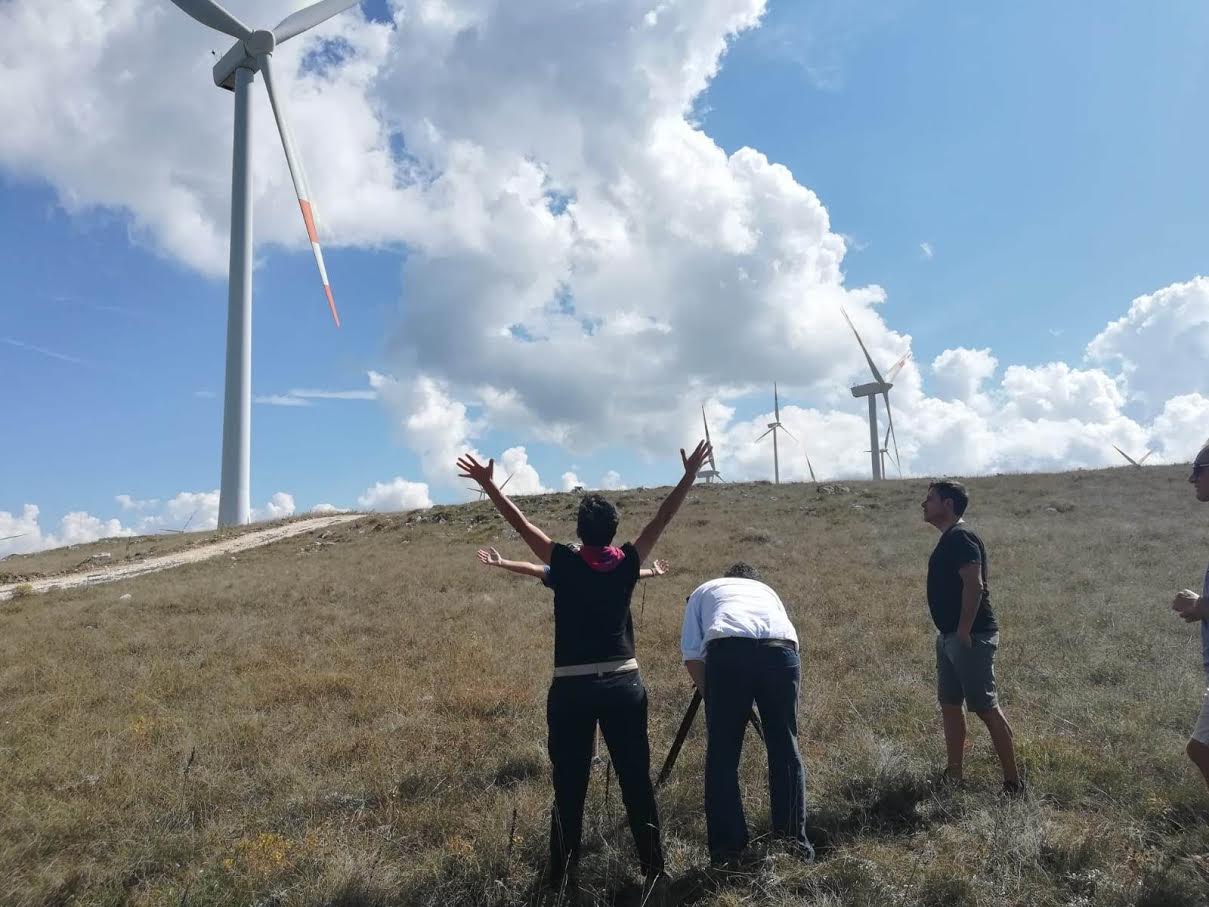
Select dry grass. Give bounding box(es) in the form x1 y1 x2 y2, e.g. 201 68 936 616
2 468 1209 906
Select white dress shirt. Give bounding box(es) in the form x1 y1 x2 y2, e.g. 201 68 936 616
680 577 798 662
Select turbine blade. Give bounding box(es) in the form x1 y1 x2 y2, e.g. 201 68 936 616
882 391 902 477
1113 445 1139 467
274 0 362 44
499 472 515 491
258 54 341 327
756 427 774 442
779 425 798 443
774 382 781 421
840 307 885 384
885 349 911 383
701 408 720 470
167 0 252 40
1139 450 1153 465
805 454 817 483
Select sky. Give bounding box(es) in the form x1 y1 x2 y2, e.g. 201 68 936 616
4 0 1209 553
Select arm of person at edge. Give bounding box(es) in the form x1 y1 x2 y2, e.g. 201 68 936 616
956 562 984 647
684 659 706 696
632 440 711 563
476 547 548 579
1173 588 1209 623
458 454 555 564
639 559 670 579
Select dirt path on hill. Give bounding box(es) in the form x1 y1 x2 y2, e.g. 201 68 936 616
0 514 361 601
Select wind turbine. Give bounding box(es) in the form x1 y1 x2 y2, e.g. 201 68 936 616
1113 446 1153 468
698 407 724 483
468 472 515 499
756 384 797 484
841 309 909 480
0 534 26 543
167 0 361 527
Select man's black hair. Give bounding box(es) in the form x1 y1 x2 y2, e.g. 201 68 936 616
929 480 970 518
577 494 620 546
724 562 761 581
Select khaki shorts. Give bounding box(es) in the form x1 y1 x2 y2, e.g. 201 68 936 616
936 631 999 713
1193 686 1209 746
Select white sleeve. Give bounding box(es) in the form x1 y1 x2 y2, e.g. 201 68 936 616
680 590 706 662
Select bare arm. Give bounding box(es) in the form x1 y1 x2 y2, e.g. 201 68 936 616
477 547 548 579
684 659 706 696
633 441 711 562
638 558 670 580
458 454 554 564
956 562 983 643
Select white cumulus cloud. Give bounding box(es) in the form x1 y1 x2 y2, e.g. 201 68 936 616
357 478 432 512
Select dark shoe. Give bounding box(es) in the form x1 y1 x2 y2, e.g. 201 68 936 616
1002 779 1026 798
708 849 760 874
539 870 583 906
780 839 816 864
641 870 672 906
932 767 963 789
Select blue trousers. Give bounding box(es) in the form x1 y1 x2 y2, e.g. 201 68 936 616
704 640 812 861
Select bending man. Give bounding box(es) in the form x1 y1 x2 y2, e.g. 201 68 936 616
680 562 814 865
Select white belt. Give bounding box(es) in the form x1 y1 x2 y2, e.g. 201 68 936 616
552 657 639 678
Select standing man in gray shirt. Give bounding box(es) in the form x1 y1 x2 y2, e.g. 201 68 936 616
1172 442 1209 790
923 480 1022 794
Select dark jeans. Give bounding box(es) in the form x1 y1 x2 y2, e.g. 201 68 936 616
546 670 664 879
704 640 811 861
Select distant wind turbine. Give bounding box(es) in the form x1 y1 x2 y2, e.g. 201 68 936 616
756 384 797 484
698 407 724 483
0 534 26 543
842 308 909 480
1113 445 1153 468
469 471 515 499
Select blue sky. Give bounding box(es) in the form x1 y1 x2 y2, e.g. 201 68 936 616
4 0 1209 547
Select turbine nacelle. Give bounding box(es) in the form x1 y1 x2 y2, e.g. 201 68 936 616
214 30 276 88
850 381 891 399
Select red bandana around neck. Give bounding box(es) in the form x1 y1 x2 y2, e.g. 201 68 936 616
579 544 625 572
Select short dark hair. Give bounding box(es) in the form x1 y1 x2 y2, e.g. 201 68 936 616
576 494 619 545
724 562 761 581
929 480 969 517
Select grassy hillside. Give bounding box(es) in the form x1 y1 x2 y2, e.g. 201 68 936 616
3 467 1208 906
0 516 314 584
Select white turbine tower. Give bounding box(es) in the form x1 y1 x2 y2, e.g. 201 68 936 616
756 384 797 484
167 0 361 527
698 407 724 483
1113 446 1153 468
841 309 909 481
